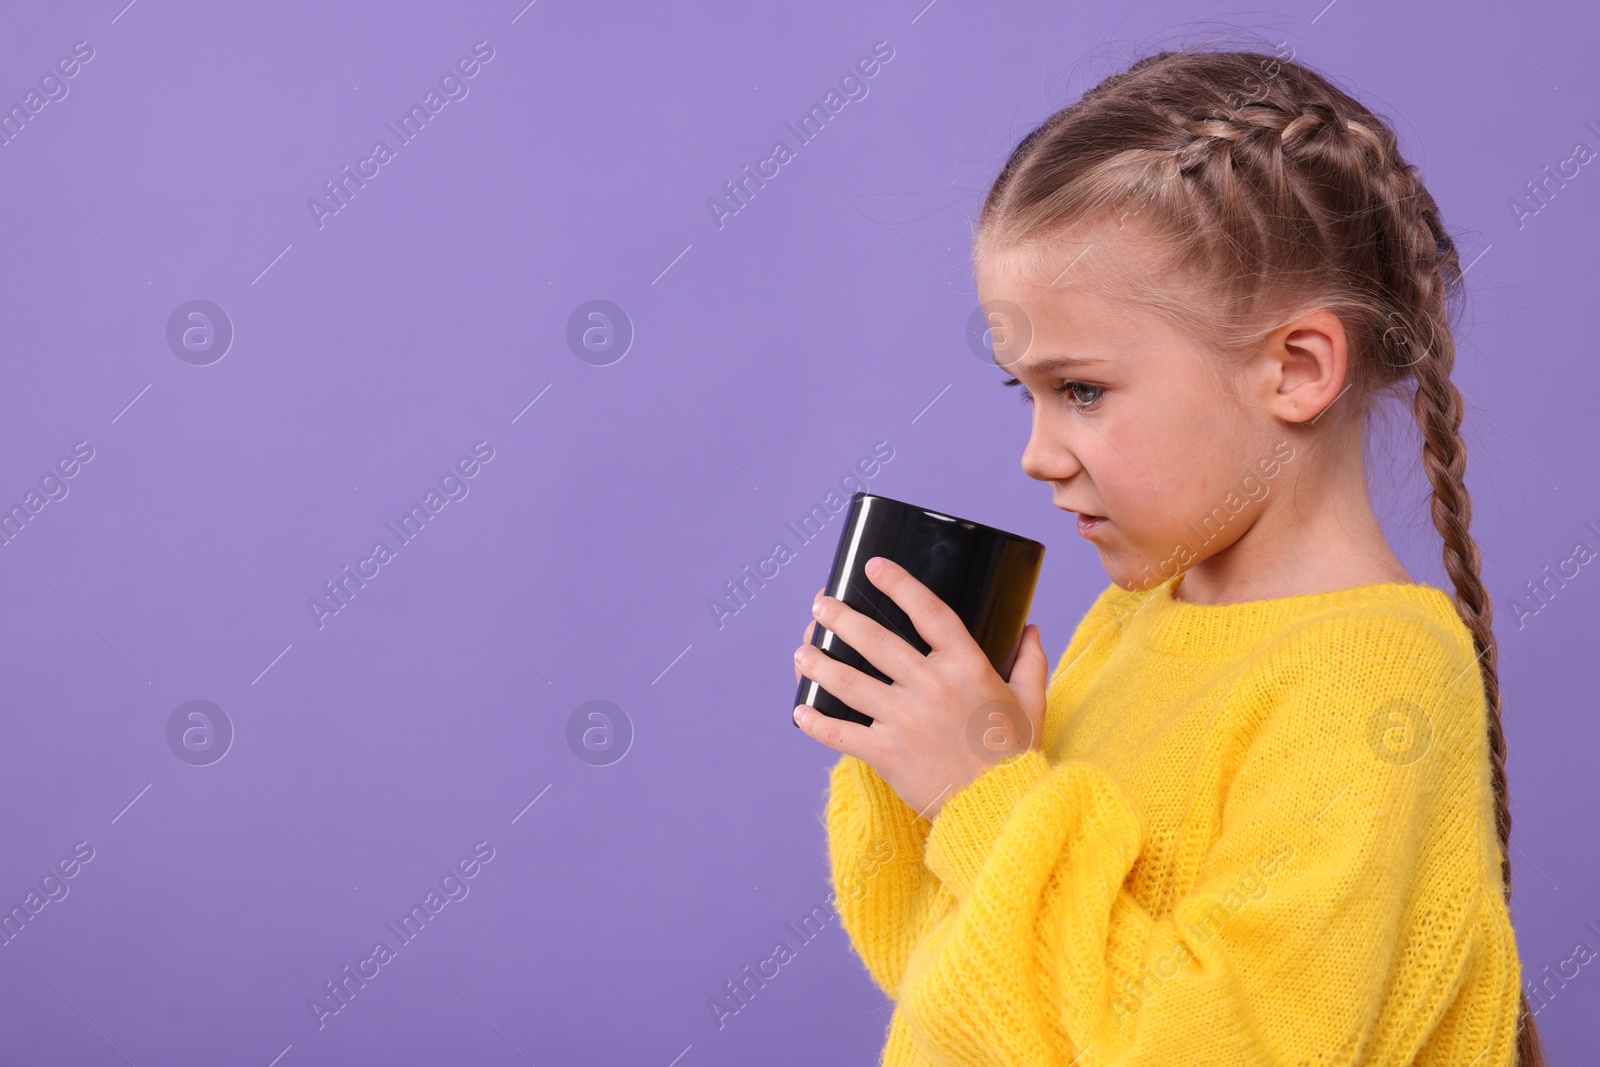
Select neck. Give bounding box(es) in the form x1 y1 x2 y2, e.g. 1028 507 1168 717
1174 430 1411 606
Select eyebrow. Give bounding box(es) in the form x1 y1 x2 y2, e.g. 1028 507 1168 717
1004 354 1113 372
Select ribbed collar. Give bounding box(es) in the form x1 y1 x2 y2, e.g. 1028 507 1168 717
1114 570 1466 657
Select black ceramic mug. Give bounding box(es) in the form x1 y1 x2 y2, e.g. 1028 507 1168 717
793 492 1046 727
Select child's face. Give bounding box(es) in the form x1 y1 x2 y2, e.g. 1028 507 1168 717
977 250 1288 592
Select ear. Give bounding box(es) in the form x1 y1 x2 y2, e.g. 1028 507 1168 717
1257 308 1349 425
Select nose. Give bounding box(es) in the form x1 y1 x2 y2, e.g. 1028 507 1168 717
1020 410 1081 484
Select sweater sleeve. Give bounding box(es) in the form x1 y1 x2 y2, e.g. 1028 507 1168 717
893 607 1514 1066
823 582 1133 1001
824 754 948 1000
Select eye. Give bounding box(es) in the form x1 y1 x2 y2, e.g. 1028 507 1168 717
1001 376 1105 411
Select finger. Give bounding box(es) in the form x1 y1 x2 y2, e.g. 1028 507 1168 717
861 557 971 653
795 642 899 724
797 619 818 684
1006 625 1050 744
794 587 824 683
811 591 926 687
792 702 876 761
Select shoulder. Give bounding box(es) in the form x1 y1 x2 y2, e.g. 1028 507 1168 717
1227 588 1506 896
1239 584 1491 763
1250 584 1479 685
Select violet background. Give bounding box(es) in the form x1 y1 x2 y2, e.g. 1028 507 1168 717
1 0 1596 1064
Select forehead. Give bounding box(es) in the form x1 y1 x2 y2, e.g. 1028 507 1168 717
977 259 1150 373
975 228 1244 396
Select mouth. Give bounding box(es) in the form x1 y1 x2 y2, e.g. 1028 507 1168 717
1070 511 1108 538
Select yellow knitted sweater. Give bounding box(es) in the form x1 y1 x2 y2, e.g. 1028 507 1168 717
824 572 1523 1066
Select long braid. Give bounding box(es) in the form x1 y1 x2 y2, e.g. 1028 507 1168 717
1409 280 1544 1067
1339 113 1545 1067
976 48 1546 1063
1413 335 1509 881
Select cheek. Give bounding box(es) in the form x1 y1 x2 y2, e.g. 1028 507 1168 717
1131 396 1228 497
1095 425 1218 539
1085 416 1175 505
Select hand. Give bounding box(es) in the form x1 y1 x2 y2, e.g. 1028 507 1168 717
791 557 1049 821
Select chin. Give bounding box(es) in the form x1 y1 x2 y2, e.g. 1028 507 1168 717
1095 556 1140 592
1102 556 1178 593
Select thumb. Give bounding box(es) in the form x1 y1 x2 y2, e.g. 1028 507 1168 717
1005 625 1049 745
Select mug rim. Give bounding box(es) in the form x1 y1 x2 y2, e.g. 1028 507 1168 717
849 491 1046 550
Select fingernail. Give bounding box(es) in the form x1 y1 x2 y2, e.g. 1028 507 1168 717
866 557 884 578
794 646 806 662
793 706 807 725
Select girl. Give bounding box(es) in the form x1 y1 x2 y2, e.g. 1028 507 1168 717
791 47 1541 1066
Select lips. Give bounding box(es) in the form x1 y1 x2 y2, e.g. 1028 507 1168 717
1074 512 1108 537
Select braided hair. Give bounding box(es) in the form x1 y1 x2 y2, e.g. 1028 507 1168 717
974 48 1543 1065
